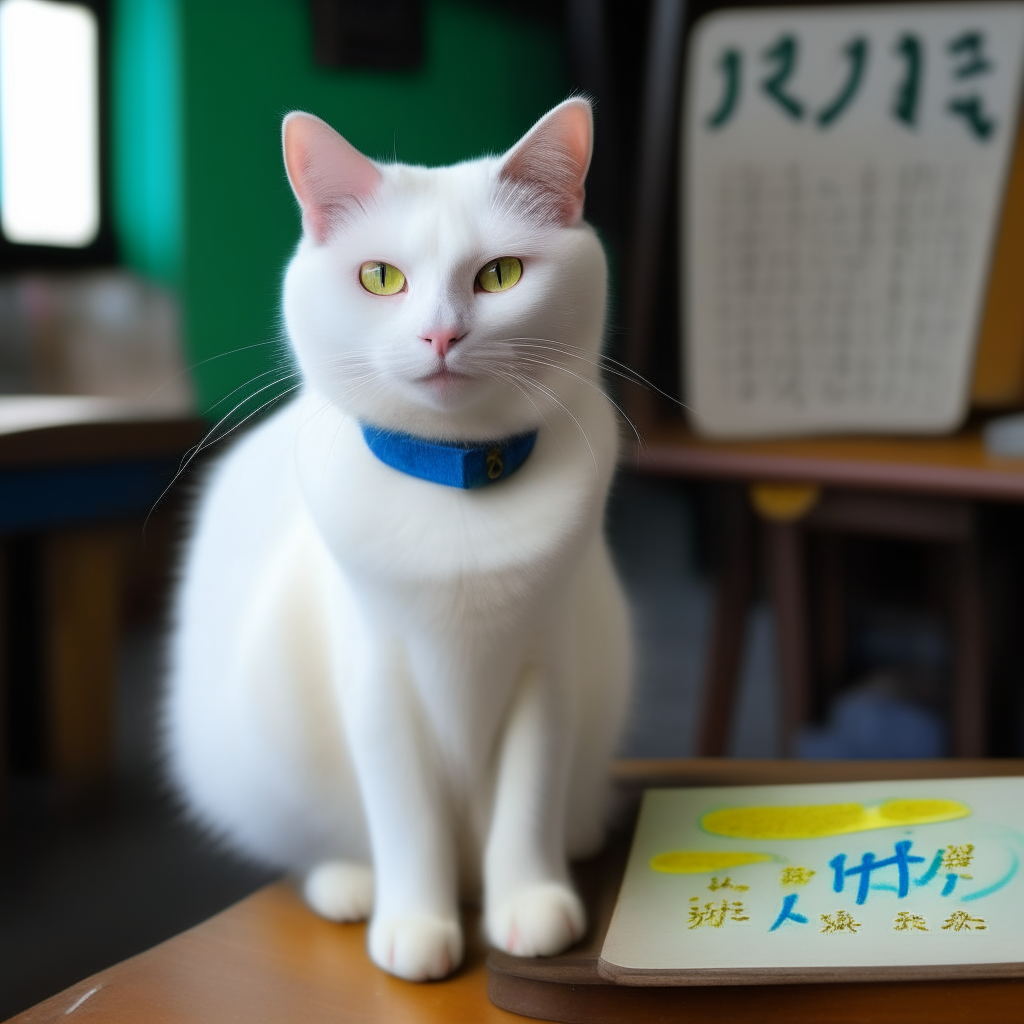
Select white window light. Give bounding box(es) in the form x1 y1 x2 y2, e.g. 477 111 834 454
0 0 99 248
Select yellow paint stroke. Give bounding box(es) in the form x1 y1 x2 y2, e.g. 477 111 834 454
700 799 969 840
650 851 773 874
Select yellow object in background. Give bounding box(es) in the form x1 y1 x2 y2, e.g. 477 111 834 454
749 482 821 522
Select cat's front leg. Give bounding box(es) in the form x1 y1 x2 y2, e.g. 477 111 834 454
484 663 586 957
343 633 462 981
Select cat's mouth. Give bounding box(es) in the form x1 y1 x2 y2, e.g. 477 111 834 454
418 366 474 388
410 364 484 408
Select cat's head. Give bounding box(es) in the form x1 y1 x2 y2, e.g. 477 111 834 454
281 99 607 440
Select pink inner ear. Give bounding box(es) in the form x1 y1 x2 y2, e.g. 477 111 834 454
283 112 382 243
549 101 592 180
499 99 594 226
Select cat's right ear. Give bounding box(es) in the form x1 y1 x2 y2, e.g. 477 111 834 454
498 98 593 226
282 112 381 243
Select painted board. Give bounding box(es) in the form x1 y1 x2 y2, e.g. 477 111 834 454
599 778 1024 984
683 4 1024 438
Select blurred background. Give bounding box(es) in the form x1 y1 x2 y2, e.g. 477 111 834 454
1 0 1023 1017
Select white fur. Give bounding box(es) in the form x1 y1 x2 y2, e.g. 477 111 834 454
164 100 632 982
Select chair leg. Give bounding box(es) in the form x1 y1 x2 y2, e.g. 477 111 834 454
696 487 753 756
0 541 6 801
765 520 812 757
42 526 123 785
949 538 986 757
813 534 846 720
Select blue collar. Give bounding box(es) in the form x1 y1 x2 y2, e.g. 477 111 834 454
360 423 538 489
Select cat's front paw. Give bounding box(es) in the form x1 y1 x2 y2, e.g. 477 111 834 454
368 914 463 981
487 881 586 957
303 861 374 922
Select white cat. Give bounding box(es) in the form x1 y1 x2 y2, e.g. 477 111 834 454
165 98 632 982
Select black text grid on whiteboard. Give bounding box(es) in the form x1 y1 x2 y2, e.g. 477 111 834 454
683 4 1024 438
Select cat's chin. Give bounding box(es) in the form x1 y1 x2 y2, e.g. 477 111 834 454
392 368 500 416
340 380 538 442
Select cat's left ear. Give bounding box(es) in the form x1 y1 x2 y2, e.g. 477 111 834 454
283 112 382 243
498 98 593 226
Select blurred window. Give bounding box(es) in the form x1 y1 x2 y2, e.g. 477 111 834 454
0 0 111 265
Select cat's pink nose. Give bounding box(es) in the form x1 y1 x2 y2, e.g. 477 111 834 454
421 330 463 358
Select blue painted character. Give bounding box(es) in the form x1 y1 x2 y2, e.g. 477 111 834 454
915 843 977 896
915 848 963 896
830 840 925 905
768 893 809 931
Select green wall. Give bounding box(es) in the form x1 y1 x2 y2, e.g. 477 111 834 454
113 0 569 414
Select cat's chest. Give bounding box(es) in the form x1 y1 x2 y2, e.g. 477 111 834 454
292 403 603 590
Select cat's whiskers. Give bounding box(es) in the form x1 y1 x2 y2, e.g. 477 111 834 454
469 347 600 446
329 369 386 394
510 354 643 450
295 366 393 472
469 338 643 450
503 337 691 413
499 334 646 381
143 339 288 408
312 346 628 466
307 352 390 406
193 372 304 462
146 373 304 527
174 367 304 482
495 368 599 476
202 360 301 416
481 366 557 441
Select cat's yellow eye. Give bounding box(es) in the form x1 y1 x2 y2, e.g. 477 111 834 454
476 256 523 293
360 261 406 296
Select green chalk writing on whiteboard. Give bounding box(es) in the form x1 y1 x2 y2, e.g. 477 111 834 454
893 34 923 127
948 96 997 140
947 31 997 140
707 49 742 129
762 35 804 120
705 29 1003 142
818 37 869 128
949 31 994 79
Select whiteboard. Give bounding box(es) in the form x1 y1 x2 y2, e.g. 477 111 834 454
683 4 1024 437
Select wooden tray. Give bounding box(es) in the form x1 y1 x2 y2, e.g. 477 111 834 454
487 759 1024 1023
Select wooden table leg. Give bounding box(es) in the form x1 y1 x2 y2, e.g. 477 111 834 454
695 487 753 756
765 520 812 757
42 526 123 785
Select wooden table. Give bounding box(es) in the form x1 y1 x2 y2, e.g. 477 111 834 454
636 420 1024 501
631 420 1024 758
0 397 206 788
9 759 1023 1024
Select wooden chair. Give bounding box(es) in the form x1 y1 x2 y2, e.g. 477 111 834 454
0 397 204 792
697 483 985 757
